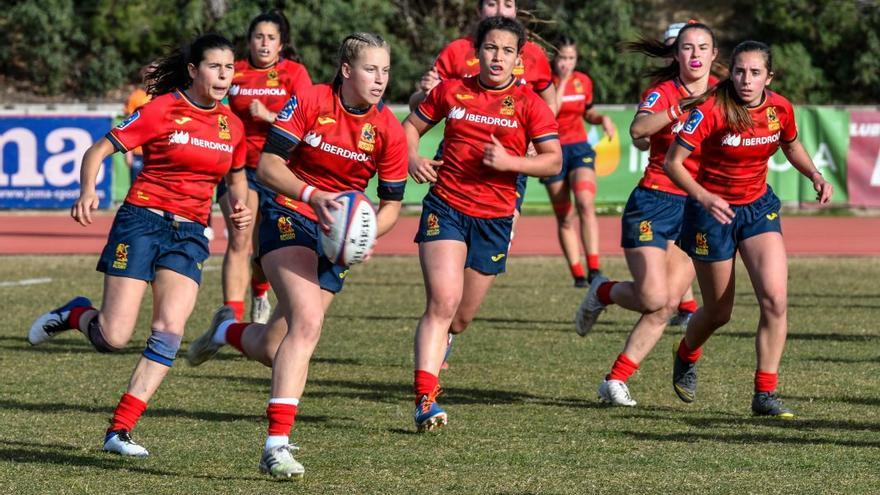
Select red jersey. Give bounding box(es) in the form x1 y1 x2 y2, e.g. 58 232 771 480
676 90 798 204
554 71 593 145
636 77 718 195
433 36 553 94
415 77 559 218
107 90 246 225
266 83 408 222
228 58 312 168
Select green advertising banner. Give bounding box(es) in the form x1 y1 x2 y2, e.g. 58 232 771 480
108 106 853 206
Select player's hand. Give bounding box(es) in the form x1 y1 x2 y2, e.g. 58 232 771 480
419 68 440 92
699 192 735 225
71 190 100 227
249 100 273 122
409 155 442 184
308 189 342 233
483 135 514 172
601 115 616 141
229 199 252 230
812 173 833 204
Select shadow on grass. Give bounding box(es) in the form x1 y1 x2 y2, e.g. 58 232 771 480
0 398 273 423
621 429 880 448
711 331 878 343
787 394 880 407
802 356 880 364
680 415 880 433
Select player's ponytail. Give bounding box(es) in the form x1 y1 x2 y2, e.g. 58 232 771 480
623 21 717 86
680 40 773 133
146 33 234 97
247 10 301 62
332 32 390 88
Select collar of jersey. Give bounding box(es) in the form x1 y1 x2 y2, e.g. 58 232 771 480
477 76 516 93
246 57 280 72
336 93 380 117
176 89 217 111
746 90 769 111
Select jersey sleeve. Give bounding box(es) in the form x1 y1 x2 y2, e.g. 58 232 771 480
432 45 456 81
528 47 554 93
106 97 165 153
675 101 714 151
375 119 408 201
780 98 798 143
637 85 671 116
526 92 559 144
582 73 595 108
232 125 247 170
288 63 313 97
414 80 449 125
264 88 314 158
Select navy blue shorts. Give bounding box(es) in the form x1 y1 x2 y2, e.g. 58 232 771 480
414 192 513 275
515 174 528 212
621 187 688 250
96 203 210 284
258 200 348 293
216 167 274 203
541 141 596 185
679 187 783 262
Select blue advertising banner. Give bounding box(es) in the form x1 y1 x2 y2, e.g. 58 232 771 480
0 115 113 208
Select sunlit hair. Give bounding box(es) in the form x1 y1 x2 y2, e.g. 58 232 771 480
332 32 390 87
146 33 234 96
474 16 526 53
623 21 717 87
681 41 773 132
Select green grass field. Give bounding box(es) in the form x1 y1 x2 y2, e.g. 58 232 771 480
1 255 879 494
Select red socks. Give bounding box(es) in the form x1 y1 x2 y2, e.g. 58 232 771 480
109 393 147 432
251 277 270 298
608 353 639 382
68 305 96 331
266 403 298 436
225 323 249 353
678 299 698 313
754 370 778 393
225 300 245 321
677 338 702 363
414 370 439 402
569 262 586 279
587 254 600 271
597 282 617 306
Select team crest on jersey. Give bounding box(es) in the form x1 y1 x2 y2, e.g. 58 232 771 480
766 106 780 131
267 69 279 87
501 95 515 116
638 220 653 242
640 92 661 109
512 62 525 76
426 213 440 236
573 78 584 94
682 110 704 135
278 216 296 241
218 115 231 140
695 233 709 256
358 123 376 152
277 96 298 122
112 243 129 270
116 111 140 130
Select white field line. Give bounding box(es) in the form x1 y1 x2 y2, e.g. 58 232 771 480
0 277 53 288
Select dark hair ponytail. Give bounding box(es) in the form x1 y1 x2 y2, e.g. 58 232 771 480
623 21 716 86
474 16 527 52
681 40 773 132
146 33 234 97
332 32 390 87
247 10 300 62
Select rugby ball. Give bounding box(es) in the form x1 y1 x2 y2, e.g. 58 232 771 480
320 191 377 266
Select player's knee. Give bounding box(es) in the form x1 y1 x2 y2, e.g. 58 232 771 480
426 297 460 322
551 200 572 223
86 318 125 353
450 312 474 334
703 305 732 328
637 289 667 314
290 313 324 344
759 293 787 320
142 329 182 367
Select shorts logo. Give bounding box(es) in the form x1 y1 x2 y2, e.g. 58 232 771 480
766 212 779 221
682 109 704 135
277 96 298 122
501 95 515 116
266 69 279 87
491 253 506 262
278 216 296 241
425 213 440 236
695 233 709 256
573 78 584 94
112 243 129 270
116 111 140 130
767 106 780 131
358 123 376 152
339 269 349 279
638 220 653 242
196 262 203 271
582 156 594 164
218 115 231 140
640 92 660 109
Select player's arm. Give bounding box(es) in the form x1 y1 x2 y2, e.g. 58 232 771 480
223 167 252 231
664 140 734 224
780 138 833 203
630 108 681 140
585 106 615 140
633 137 650 151
376 199 402 238
71 137 116 226
538 84 558 115
403 114 442 184
483 136 562 177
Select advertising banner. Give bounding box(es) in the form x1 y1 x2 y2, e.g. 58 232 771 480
846 110 880 207
0 115 113 208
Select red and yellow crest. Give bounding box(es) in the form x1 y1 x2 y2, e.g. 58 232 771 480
695 233 709 256
112 243 129 270
573 78 584 94
638 220 653 242
426 213 440 236
278 216 296 241
358 123 376 152
766 106 780 131
218 115 231 140
267 69 279 87
501 95 515 116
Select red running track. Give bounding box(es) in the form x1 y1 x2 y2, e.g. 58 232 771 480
0 211 877 256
